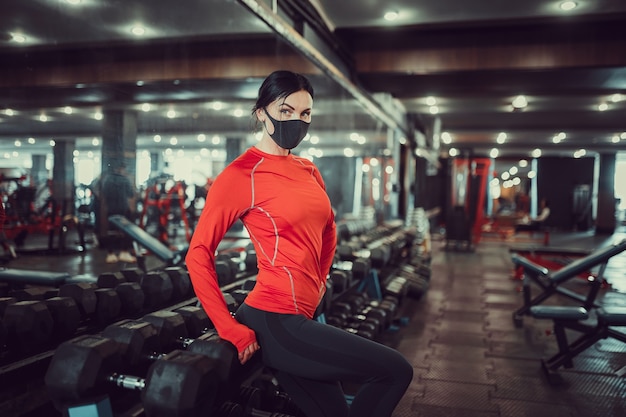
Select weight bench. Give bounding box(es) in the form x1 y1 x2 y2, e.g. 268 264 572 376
511 238 626 327
108 215 186 271
0 267 71 286
531 305 626 379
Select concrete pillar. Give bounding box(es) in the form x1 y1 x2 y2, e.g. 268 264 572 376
596 153 616 234
101 109 138 178
30 154 49 189
98 109 138 236
51 140 75 216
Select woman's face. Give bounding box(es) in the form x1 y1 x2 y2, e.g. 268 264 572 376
258 89 312 132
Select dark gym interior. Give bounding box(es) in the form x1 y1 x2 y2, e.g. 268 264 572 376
1 1 625 416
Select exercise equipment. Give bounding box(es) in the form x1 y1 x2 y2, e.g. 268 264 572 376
511 238 626 326
531 305 626 381
103 314 240 390
108 215 186 270
0 267 71 286
45 335 220 417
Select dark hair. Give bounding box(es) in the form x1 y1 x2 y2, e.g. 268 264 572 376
252 70 314 115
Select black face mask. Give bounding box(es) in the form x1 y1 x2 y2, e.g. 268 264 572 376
264 109 310 150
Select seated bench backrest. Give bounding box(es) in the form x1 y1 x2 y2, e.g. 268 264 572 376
551 239 626 285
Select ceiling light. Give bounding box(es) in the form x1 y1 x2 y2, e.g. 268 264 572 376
63 106 73 114
384 11 399 21
310 135 320 145
573 149 586 158
425 96 437 106
233 109 244 117
441 132 452 144
496 132 507 144
559 1 577 11
136 80 144 87
612 135 620 143
509 166 518 175
621 132 626 139
170 137 178 145
344 148 355 157
598 103 608 111
449 148 459 157
512 95 528 109
519 160 528 167
167 110 176 118
212 135 220 144
153 135 162 143
197 134 206 142
5 109 14 116
28 137 36 144
528 171 537 179
429 106 439 114
131 26 146 36
531 149 542 158
609 94 623 103
141 103 151 112
501 172 510 180
39 114 48 122
14 140 22 147
490 148 499 158
11 33 27 43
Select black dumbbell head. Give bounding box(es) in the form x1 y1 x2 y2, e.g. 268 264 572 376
115 282 145 315
164 267 192 300
142 349 221 417
103 319 160 366
142 310 188 352
45 335 123 406
97 271 126 288
3 300 54 348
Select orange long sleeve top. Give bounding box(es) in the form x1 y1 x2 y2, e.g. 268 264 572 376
185 147 337 353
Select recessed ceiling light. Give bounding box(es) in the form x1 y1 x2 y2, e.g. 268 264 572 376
497 132 507 144
598 103 608 111
559 1 577 11
512 95 527 109
612 135 620 143
131 26 146 36
425 96 437 106
531 149 542 158
384 11 399 21
11 33 27 43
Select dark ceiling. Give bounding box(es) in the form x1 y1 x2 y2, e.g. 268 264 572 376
1 0 625 163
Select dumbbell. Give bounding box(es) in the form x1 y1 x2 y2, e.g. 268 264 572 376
250 373 304 417
45 335 220 417
106 268 192 303
103 311 241 395
8 286 59 301
59 282 122 326
228 385 299 417
218 401 297 417
1 297 54 351
96 271 145 316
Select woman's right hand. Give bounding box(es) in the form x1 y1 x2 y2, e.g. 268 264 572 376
238 340 260 364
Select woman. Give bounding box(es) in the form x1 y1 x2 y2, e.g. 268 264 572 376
186 70 413 417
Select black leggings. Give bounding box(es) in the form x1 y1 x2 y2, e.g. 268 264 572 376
236 303 413 417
